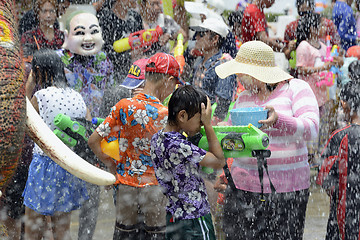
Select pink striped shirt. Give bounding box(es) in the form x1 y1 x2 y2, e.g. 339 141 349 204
228 78 319 193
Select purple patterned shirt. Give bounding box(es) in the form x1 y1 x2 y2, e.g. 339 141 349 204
151 130 210 220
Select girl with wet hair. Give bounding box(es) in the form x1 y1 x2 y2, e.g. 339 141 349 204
23 49 90 240
296 12 342 165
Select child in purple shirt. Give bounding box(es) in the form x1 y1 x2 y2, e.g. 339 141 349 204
151 85 225 240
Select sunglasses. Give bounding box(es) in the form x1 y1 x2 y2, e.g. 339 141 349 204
196 31 209 38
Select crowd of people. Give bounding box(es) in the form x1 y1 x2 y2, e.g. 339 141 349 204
0 0 359 239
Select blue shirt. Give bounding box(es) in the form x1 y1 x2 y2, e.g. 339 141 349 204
192 50 237 119
332 1 357 51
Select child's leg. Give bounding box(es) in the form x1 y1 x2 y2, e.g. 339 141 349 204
140 185 167 239
50 212 71 240
24 207 47 240
114 184 141 239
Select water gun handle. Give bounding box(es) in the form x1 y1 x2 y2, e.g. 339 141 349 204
53 113 87 140
53 129 77 147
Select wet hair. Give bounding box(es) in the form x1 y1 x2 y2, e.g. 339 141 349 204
228 11 243 28
348 60 360 84
340 81 360 115
168 85 208 126
296 12 321 48
34 0 58 18
296 0 315 9
31 49 68 89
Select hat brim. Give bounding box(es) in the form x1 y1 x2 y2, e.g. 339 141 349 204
189 26 208 32
120 77 145 90
215 59 293 84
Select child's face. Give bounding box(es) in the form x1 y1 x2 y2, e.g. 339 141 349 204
182 112 202 137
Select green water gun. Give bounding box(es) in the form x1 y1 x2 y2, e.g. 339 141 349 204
198 124 269 159
53 114 88 147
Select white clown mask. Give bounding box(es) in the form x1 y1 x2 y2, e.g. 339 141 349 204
63 13 104 56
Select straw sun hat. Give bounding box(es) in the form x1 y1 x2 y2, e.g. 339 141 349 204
215 41 293 84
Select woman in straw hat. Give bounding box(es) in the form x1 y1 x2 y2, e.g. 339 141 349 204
215 40 320 240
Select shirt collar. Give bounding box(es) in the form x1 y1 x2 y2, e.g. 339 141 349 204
134 93 161 104
203 50 223 69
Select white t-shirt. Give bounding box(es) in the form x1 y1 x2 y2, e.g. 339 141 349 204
33 86 87 155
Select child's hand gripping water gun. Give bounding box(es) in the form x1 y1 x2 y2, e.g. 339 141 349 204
113 26 164 53
174 33 185 74
317 35 339 87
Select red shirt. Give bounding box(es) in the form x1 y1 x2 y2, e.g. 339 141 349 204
21 27 64 57
284 18 340 46
241 4 268 43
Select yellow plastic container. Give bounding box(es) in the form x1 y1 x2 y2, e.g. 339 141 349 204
101 139 120 161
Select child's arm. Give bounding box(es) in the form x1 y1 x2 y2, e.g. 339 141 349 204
199 97 225 170
88 131 117 176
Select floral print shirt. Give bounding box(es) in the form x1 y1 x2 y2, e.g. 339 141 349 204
57 49 114 117
150 130 210 220
96 93 168 187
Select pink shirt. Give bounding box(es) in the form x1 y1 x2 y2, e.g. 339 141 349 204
296 40 328 107
228 79 319 193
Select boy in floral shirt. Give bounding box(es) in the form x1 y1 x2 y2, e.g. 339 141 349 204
89 52 182 239
150 85 225 240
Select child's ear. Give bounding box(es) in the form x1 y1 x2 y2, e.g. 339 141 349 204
177 110 188 123
340 100 349 111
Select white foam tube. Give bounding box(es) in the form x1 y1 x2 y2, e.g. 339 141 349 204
26 97 116 186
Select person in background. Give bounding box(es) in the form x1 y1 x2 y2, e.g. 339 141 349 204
150 85 225 239
332 0 357 51
296 12 342 166
241 0 288 53
139 0 187 55
97 0 143 83
316 80 360 240
215 40 319 239
96 0 143 119
190 18 237 124
88 53 182 240
284 0 340 50
23 49 89 240
228 10 244 51
21 0 64 58
18 0 67 36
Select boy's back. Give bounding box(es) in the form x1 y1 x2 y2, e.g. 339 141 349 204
317 124 360 239
98 93 168 187
151 130 211 220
